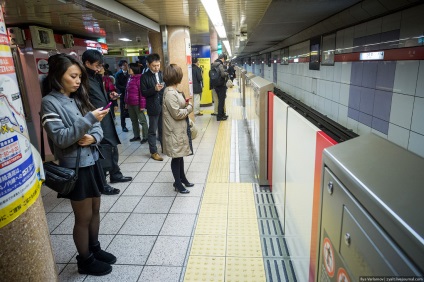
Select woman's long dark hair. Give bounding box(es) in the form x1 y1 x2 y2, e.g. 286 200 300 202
43 53 94 115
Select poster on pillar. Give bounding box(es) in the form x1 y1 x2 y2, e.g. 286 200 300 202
192 45 212 106
0 7 43 228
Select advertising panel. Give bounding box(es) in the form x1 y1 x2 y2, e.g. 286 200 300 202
192 45 212 105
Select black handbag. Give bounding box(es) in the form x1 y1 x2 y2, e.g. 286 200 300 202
40 113 81 195
97 143 113 171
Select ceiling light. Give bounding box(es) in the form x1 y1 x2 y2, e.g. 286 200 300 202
200 0 227 39
119 38 132 42
223 40 232 57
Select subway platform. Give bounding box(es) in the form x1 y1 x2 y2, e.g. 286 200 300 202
42 84 296 282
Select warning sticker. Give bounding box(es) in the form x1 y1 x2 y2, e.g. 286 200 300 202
323 237 335 277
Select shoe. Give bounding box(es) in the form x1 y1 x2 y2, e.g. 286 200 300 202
110 176 132 183
101 185 120 195
217 116 228 121
140 138 148 144
211 113 217 116
181 179 194 187
195 113 203 116
151 153 164 161
90 242 117 264
130 137 141 142
76 253 112 276
122 127 129 132
173 183 190 194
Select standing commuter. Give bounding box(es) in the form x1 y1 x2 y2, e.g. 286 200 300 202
82 50 133 186
140 53 165 161
192 57 203 116
41 53 115 276
162 64 194 193
125 63 148 144
211 53 229 121
115 60 130 132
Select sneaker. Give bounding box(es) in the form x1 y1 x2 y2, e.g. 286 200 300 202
211 113 217 116
140 138 148 144
151 153 164 161
130 137 141 142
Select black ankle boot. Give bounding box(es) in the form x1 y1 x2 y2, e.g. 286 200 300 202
76 253 112 276
173 183 190 194
89 241 117 264
181 179 194 187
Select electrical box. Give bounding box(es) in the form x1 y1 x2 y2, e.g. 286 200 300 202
318 134 423 281
7 27 25 46
62 34 74 48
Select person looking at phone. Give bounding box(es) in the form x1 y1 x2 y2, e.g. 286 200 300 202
140 53 165 161
82 50 132 188
125 63 148 144
162 64 194 193
41 53 115 276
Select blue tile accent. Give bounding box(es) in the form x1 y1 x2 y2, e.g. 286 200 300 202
349 85 362 110
351 62 363 86
359 112 372 127
372 117 389 134
360 87 375 115
376 61 396 91
373 90 393 121
362 61 378 88
353 36 366 53
348 107 359 120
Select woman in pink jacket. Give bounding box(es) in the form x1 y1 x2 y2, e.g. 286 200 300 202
125 63 148 143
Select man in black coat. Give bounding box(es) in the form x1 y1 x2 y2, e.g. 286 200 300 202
140 53 165 161
115 60 129 132
82 50 132 191
192 57 203 116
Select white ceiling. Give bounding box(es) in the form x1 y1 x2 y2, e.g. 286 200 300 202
3 0 421 57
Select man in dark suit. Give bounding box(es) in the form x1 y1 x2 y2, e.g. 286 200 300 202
140 53 165 161
115 60 130 132
82 50 132 192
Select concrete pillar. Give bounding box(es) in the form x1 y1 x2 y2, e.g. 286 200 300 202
0 6 57 281
148 30 164 71
210 28 218 63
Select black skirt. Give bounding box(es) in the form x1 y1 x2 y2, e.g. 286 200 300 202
58 161 103 201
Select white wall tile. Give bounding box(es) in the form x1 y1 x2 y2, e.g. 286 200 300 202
339 83 350 106
358 123 372 135
343 27 354 53
408 132 424 158
366 18 382 35
388 123 410 149
354 22 367 38
371 129 388 139
324 98 332 117
330 101 339 122
332 82 341 102
411 97 424 135
336 29 344 51
393 61 419 96
341 62 352 84
415 61 424 98
325 65 334 81
347 117 359 133
338 105 348 127
390 93 414 129
382 12 401 32
334 63 342 83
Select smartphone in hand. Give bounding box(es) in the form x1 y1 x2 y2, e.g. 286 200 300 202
102 101 112 110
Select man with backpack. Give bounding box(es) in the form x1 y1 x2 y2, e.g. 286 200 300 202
210 53 229 121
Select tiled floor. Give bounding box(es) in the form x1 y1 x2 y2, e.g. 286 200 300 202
42 84 289 281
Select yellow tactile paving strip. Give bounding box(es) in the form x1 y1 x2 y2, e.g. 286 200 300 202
185 86 266 282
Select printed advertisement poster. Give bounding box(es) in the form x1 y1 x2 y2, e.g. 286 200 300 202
192 45 212 106
0 7 43 228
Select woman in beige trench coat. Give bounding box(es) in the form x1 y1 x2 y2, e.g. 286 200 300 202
162 64 194 193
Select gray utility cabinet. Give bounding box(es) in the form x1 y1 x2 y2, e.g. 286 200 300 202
318 134 423 281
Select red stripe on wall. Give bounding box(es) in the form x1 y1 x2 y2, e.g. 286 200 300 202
309 131 337 282
335 46 424 62
268 91 275 190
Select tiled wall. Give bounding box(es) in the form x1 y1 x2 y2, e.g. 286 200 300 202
245 5 424 158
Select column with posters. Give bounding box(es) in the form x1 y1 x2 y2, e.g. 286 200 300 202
0 7 43 228
192 45 212 106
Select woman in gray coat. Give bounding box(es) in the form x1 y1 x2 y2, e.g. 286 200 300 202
162 64 194 193
41 54 114 276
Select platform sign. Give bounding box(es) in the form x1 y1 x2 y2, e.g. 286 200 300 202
192 45 212 106
0 7 43 228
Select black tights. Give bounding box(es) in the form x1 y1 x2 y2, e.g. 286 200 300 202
171 157 188 185
71 197 101 259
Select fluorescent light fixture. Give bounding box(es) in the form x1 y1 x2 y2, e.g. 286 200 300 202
119 38 132 42
223 40 232 57
201 0 227 39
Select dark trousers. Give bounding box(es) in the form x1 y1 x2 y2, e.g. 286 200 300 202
215 86 227 118
171 157 187 185
120 95 127 128
109 145 123 180
148 114 160 154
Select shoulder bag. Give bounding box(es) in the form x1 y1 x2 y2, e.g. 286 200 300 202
40 113 81 195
